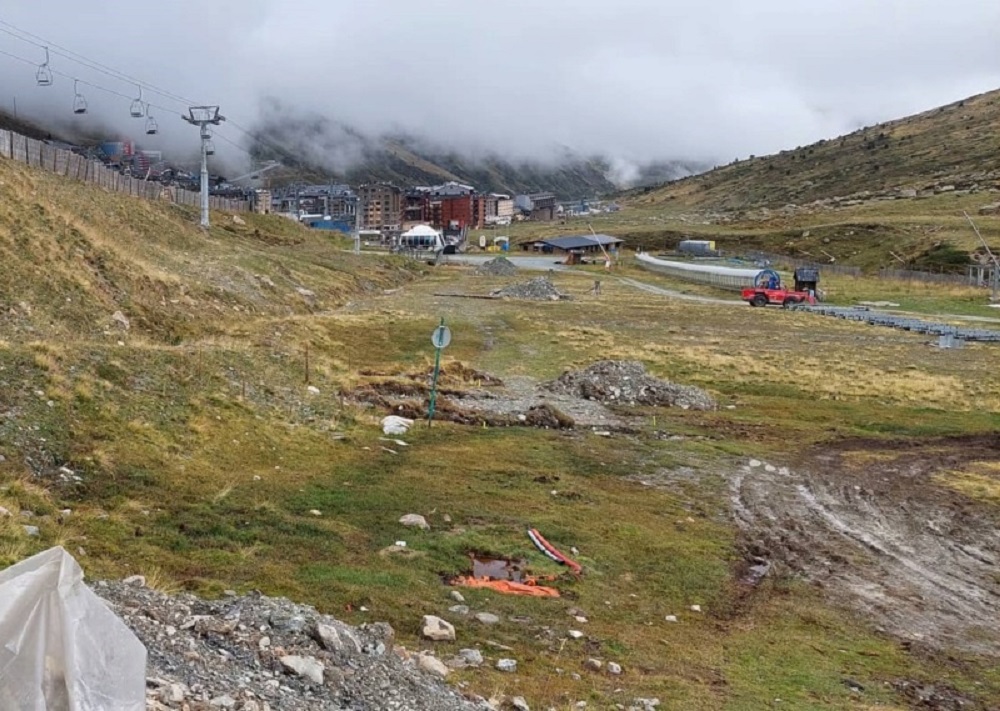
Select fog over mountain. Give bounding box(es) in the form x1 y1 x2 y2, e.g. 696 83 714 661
0 1 998 186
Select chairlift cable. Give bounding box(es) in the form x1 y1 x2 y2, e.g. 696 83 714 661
0 21 200 108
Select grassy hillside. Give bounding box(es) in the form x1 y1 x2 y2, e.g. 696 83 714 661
0 158 421 344
635 88 1000 210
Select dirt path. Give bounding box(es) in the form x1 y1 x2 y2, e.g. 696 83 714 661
730 435 1000 656
613 276 742 305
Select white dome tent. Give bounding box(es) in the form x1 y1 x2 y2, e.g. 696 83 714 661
399 224 445 253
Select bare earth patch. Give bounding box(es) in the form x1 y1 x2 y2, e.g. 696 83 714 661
730 434 1000 656
351 360 714 430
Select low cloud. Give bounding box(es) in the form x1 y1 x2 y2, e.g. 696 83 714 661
0 0 997 175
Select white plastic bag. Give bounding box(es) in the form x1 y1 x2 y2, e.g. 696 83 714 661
0 547 146 711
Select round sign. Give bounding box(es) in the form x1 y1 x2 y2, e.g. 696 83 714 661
431 325 452 349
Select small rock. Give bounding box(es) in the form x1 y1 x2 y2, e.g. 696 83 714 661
568 630 584 639
458 648 484 667
123 575 146 587
308 509 322 516
399 514 430 530
475 612 501 625
450 590 465 603
22 525 40 537
306 385 320 395
0 506 10 517
496 658 518 672
421 615 456 641
449 605 470 615
417 653 450 678
664 615 678 623
314 622 361 654
161 683 187 704
690 604 702 613
258 636 271 651
748 459 762 468
279 655 324 684
632 699 661 711
210 695 237 708
607 662 622 675
574 616 588 624
111 310 130 330
584 658 603 672
510 696 531 711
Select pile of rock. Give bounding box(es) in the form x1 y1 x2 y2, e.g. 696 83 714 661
94 580 489 711
545 361 715 411
491 277 568 301
475 257 519 276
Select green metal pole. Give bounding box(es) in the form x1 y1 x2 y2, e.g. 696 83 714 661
427 318 444 425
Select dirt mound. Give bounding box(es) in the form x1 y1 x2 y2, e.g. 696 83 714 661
545 361 716 411
96 580 488 710
475 257 519 276
491 277 568 301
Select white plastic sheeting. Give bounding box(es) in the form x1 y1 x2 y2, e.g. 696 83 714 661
0 547 146 711
636 253 762 291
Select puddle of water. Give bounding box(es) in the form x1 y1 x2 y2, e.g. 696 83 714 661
471 556 527 582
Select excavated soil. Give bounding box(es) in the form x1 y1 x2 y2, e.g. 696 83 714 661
730 434 1000 656
351 361 712 431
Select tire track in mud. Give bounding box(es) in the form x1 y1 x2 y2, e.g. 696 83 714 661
729 439 1000 656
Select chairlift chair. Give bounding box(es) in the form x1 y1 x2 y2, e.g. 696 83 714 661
204 139 216 156
129 86 145 118
145 110 158 135
72 80 87 114
36 47 53 86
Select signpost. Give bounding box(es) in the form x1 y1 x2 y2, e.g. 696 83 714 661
427 318 452 424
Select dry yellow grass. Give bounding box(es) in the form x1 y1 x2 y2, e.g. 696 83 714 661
935 462 1000 504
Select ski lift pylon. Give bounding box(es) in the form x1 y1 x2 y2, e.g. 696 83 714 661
72 79 87 114
36 47 53 87
129 85 145 118
145 106 158 135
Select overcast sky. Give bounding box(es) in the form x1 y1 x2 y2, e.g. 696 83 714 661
1 0 998 174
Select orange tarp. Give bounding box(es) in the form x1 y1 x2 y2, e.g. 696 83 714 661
451 576 560 598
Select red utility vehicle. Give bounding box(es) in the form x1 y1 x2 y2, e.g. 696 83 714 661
742 267 819 307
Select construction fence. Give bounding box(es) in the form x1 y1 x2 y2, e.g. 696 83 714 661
877 266 997 288
0 128 250 213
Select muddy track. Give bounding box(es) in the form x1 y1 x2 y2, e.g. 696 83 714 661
730 435 1000 656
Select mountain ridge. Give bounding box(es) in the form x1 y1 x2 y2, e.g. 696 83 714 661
633 87 1000 210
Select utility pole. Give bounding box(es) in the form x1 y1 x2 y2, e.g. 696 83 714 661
182 106 225 229
353 187 362 255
